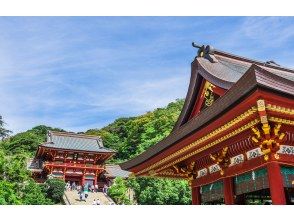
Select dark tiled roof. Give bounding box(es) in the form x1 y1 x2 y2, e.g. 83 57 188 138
197 51 294 87
105 165 130 178
41 131 115 153
197 55 252 83
120 48 294 171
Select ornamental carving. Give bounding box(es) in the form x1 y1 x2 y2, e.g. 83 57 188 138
251 99 286 161
202 81 216 107
210 146 230 175
251 123 285 161
278 145 294 155
197 168 208 178
172 162 197 180
246 148 263 160
208 164 221 173
230 154 244 166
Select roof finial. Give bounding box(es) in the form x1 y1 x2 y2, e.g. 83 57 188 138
192 42 218 63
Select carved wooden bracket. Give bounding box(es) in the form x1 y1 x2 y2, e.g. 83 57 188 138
251 123 285 161
172 162 197 180
251 99 286 161
210 146 229 175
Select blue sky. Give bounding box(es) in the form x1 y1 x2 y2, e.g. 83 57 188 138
0 17 294 133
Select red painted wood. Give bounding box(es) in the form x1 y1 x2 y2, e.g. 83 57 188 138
131 89 294 175
82 175 85 185
223 177 235 205
267 162 286 205
189 78 206 119
213 86 226 96
43 162 104 170
191 186 201 205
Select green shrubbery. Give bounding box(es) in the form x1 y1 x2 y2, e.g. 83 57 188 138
0 99 191 205
108 177 131 204
0 122 64 205
87 99 191 205
43 178 66 203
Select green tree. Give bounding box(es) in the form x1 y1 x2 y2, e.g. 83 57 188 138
0 99 187 205
0 180 21 205
128 177 191 205
108 177 131 204
21 180 53 205
1 125 64 156
2 132 43 156
86 99 188 205
0 115 11 140
43 178 65 203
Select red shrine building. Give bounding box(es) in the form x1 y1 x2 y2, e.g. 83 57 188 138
121 44 294 205
29 131 119 186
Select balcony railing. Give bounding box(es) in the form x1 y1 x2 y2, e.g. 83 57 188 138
43 162 104 170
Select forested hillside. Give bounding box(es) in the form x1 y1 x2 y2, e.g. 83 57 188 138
0 98 191 205
0 122 66 204
85 98 191 205
86 98 184 163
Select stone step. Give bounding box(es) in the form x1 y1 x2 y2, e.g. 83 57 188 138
64 190 115 205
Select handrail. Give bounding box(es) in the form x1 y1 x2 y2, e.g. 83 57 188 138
63 192 71 205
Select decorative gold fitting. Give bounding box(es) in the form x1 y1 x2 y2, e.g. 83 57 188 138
220 170 224 176
264 154 269 161
202 81 215 107
251 127 261 139
274 153 280 160
260 116 268 124
274 124 282 136
262 123 271 135
257 99 266 112
279 133 285 140
252 137 259 143
262 148 271 155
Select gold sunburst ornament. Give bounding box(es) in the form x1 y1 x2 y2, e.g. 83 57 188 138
251 99 286 161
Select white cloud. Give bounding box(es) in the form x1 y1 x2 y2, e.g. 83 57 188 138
0 18 192 133
1 17 294 134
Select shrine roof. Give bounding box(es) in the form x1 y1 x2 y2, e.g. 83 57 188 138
194 48 294 89
41 131 115 153
120 46 294 172
105 165 130 178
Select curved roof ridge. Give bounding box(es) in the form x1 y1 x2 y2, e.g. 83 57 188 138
120 62 294 171
49 131 102 140
214 49 294 74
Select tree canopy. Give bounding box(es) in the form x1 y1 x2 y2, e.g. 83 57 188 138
0 99 191 205
0 122 64 204
86 99 191 205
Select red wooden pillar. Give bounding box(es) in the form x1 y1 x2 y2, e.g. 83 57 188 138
267 162 286 205
94 174 97 186
224 177 235 205
191 186 201 205
81 174 85 186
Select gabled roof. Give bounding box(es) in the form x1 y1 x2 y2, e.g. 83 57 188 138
41 131 115 153
120 45 294 171
174 46 294 130
105 165 130 178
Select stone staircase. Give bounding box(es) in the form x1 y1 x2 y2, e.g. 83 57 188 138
64 190 115 205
